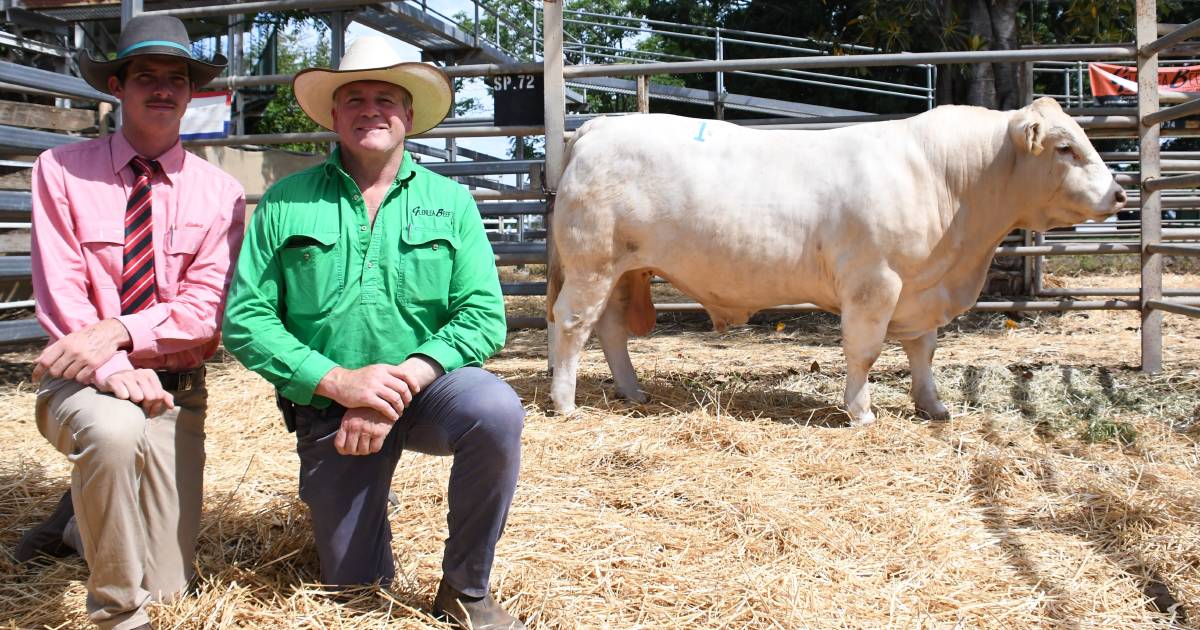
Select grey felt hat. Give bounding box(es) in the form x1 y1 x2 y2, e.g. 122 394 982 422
78 14 227 94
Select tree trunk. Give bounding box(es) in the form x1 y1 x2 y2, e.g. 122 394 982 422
960 0 1022 109
989 0 1023 110
965 0 998 108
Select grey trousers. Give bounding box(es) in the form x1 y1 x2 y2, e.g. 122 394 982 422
291 366 524 597
36 377 207 630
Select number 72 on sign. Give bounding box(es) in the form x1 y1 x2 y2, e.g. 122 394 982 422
494 74 537 91
491 73 545 126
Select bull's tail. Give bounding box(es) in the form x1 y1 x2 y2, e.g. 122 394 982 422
545 210 562 324
546 116 606 325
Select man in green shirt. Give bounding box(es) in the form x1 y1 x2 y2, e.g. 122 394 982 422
222 37 525 629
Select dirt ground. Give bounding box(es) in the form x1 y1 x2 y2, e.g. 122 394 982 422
1 272 1198 629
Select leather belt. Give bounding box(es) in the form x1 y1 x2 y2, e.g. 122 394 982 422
154 366 205 392
276 393 344 433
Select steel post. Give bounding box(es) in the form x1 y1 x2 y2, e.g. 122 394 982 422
562 47 1135 79
542 1 565 191
1064 65 1072 106
141 0 374 19
715 27 725 120
1137 0 1163 373
1032 232 1045 296
228 15 245 136
542 0 565 358
331 11 345 66
121 0 142 27
1077 61 1084 107
1141 16 1200 57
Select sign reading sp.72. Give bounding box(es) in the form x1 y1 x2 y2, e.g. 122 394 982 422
493 74 538 91
490 73 544 126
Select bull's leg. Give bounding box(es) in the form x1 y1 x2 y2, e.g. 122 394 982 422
550 273 617 414
840 298 896 427
596 295 648 404
900 330 950 421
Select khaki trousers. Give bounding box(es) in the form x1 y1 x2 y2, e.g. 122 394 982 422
36 377 207 630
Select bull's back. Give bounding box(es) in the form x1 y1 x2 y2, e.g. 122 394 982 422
556 114 910 311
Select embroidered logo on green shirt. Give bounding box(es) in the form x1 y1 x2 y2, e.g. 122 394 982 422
412 205 453 218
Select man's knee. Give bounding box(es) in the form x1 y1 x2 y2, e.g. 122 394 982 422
450 369 524 452
64 394 148 463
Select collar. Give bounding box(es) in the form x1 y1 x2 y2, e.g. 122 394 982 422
325 146 417 186
110 130 184 183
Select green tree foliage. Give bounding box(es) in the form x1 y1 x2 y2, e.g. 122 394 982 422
629 0 1200 112
253 21 330 153
453 78 483 117
629 0 931 116
848 0 1200 108
458 0 678 116
458 0 632 62
1026 0 1198 46
249 1 1200 145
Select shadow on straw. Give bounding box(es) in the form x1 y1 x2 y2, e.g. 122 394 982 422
971 416 1081 629
0 355 35 388
970 415 1190 626
0 463 82 629
511 371 857 428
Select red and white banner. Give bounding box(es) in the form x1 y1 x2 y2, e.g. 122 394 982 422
1088 62 1200 104
181 91 231 140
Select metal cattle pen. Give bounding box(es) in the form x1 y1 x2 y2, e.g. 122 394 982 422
533 0 1197 373
0 0 1195 372
1133 0 1200 370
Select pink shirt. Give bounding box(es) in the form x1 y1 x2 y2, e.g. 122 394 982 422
31 131 246 387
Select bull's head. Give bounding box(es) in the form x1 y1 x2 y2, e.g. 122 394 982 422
1009 97 1127 231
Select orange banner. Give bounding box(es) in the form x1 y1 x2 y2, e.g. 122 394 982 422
1089 62 1200 104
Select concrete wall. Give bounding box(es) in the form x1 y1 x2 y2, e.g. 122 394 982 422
190 145 325 200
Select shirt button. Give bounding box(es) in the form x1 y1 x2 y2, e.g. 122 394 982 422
360 225 367 232
367 261 373 268
432 243 439 251
353 194 361 201
303 253 310 261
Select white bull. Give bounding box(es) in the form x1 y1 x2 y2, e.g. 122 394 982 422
546 97 1126 425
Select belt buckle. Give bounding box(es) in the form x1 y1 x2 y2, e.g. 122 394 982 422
177 371 193 392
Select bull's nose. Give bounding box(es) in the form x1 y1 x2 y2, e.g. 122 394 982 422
1114 188 1127 206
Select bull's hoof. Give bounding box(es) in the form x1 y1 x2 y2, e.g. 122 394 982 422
849 411 877 428
916 401 951 422
616 390 649 404
548 402 578 417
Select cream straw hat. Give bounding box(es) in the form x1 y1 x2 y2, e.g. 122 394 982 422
292 36 452 135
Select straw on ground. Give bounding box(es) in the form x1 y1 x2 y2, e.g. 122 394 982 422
1 272 1198 629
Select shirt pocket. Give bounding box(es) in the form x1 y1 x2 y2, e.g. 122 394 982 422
74 223 123 289
279 230 342 323
399 226 458 308
163 226 207 287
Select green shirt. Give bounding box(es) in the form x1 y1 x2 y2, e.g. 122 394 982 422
222 149 506 407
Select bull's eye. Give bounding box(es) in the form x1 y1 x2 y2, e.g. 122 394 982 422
1056 143 1076 159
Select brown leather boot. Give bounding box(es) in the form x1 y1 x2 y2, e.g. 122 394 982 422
432 579 525 630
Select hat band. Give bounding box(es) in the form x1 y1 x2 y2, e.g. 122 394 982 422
117 40 193 59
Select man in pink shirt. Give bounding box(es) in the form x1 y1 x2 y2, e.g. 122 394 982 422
16 15 244 630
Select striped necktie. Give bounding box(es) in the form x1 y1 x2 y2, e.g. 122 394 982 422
120 156 158 315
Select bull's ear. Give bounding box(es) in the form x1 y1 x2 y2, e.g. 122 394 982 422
1011 109 1046 155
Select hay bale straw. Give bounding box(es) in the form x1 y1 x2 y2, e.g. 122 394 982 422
1 272 1198 628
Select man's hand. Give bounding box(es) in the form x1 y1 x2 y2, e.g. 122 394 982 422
33 319 131 384
335 407 395 456
395 355 443 391
101 368 175 416
316 364 420 421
